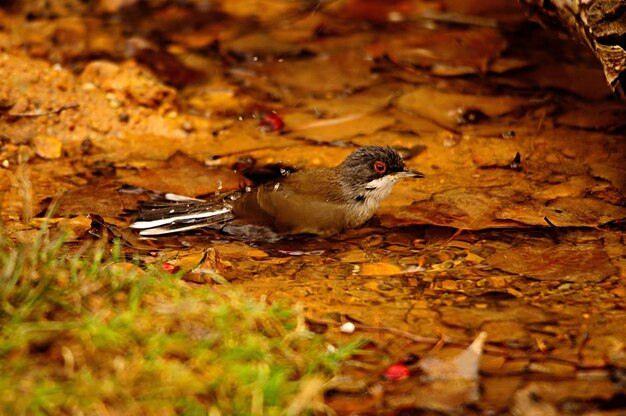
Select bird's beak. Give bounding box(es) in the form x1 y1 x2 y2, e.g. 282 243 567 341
396 168 425 179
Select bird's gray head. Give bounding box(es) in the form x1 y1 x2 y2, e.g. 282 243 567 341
335 146 424 226
339 146 424 189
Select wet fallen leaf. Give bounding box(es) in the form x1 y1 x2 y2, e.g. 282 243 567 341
511 380 617 416
234 52 376 100
119 152 249 197
497 197 626 227
33 135 62 159
532 175 596 200
464 252 484 264
439 302 550 329
289 112 395 143
360 262 403 276
396 87 529 129
378 27 507 76
611 286 626 298
480 321 529 345
56 179 130 218
213 243 268 259
557 102 626 130
589 164 626 194
303 84 405 118
55 215 92 241
221 32 305 58
486 240 616 282
523 64 610 100
336 249 370 263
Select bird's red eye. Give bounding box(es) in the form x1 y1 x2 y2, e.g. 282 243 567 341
373 160 386 173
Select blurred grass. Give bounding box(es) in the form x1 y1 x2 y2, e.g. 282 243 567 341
0 228 360 415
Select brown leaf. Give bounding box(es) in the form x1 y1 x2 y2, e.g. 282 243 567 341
33 135 63 159
439 302 550 329
485 240 617 282
359 262 403 276
497 197 626 227
233 52 376 100
288 113 395 142
396 87 528 129
380 27 507 76
120 152 249 197
523 65 610 100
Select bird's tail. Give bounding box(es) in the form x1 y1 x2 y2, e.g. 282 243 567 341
129 192 237 236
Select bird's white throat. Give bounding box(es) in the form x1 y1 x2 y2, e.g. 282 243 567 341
345 175 402 227
363 174 402 201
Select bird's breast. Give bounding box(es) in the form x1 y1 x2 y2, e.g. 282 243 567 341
343 196 380 228
342 175 400 227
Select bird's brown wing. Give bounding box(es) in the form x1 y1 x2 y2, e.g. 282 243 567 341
233 169 349 236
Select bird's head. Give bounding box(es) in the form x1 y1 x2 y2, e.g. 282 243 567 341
338 146 424 203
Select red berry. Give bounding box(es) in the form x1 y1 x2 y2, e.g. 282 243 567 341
161 262 180 273
260 113 284 132
383 363 410 381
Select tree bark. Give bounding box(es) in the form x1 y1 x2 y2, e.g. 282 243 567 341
521 0 626 100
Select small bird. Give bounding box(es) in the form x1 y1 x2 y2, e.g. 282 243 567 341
130 146 424 237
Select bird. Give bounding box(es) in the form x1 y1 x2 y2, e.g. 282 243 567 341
130 146 424 237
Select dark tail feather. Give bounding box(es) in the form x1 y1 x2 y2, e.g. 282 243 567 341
130 192 238 236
